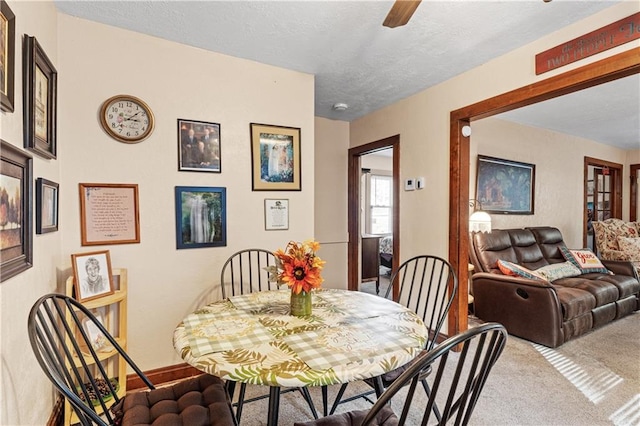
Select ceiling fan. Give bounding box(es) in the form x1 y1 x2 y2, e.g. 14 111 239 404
383 0 422 28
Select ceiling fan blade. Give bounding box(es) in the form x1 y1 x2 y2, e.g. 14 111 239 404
383 0 422 28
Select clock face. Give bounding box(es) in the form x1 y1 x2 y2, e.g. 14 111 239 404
100 95 154 143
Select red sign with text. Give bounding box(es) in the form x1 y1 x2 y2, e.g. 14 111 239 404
535 12 640 75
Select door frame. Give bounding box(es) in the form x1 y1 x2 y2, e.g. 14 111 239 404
347 135 400 293
631 164 640 222
583 157 623 247
449 48 640 339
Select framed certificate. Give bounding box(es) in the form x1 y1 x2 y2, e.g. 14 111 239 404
264 199 289 231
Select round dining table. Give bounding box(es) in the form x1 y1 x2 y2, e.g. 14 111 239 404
173 288 428 425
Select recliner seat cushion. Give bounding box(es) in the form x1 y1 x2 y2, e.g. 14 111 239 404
553 277 619 307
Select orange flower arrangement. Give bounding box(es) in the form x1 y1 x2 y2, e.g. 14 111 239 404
267 240 325 294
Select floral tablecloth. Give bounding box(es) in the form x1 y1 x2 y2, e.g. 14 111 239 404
173 289 428 388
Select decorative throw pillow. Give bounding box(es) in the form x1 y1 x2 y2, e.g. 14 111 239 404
535 261 582 282
560 247 611 274
497 260 546 281
617 237 640 261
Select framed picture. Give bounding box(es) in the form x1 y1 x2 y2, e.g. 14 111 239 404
177 119 221 172
79 183 140 246
264 198 289 230
475 155 535 215
23 35 57 159
587 180 594 196
82 313 113 352
0 0 15 112
0 140 33 282
71 250 114 302
250 123 301 191
175 186 226 249
36 178 58 234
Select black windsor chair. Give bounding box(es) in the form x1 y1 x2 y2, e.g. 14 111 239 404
295 322 508 426
220 248 321 422
28 293 237 426
329 255 459 416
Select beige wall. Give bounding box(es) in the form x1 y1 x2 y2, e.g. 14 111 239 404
2 5 314 424
471 117 631 246
348 2 639 263
314 117 349 289
0 1 60 424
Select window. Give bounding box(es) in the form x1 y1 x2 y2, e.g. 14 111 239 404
370 174 392 234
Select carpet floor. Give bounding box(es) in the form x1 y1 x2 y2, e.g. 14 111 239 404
231 311 640 425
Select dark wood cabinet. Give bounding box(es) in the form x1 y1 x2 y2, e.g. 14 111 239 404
362 235 381 293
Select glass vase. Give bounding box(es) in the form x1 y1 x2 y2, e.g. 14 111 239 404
290 290 312 317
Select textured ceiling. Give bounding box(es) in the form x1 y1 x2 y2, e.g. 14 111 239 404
54 0 638 149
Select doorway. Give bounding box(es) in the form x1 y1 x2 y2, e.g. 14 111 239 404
347 135 399 294
584 157 623 250
631 164 640 222
449 49 639 339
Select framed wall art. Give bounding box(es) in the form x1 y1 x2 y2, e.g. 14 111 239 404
264 198 289 230
71 250 114 302
23 35 57 159
36 177 58 234
0 140 33 282
79 183 140 246
250 123 301 191
0 0 15 112
175 186 226 249
476 155 535 215
178 119 221 172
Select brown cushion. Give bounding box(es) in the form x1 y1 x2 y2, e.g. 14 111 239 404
114 374 235 426
294 406 398 426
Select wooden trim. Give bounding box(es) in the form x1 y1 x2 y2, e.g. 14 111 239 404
631 164 640 222
449 48 640 339
127 363 202 390
584 157 624 246
47 395 64 426
348 136 400 292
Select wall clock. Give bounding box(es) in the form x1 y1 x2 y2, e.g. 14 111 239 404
99 95 154 143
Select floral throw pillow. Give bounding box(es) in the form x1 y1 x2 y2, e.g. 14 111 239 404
560 247 611 274
617 237 640 261
497 260 547 282
535 261 582 282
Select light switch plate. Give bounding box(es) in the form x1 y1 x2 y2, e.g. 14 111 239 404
416 177 425 189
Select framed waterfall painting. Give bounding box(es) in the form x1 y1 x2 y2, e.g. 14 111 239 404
250 123 301 191
174 186 226 249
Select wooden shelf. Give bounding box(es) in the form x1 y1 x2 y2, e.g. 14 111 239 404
64 268 128 426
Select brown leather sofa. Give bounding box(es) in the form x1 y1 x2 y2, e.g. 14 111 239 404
469 226 639 348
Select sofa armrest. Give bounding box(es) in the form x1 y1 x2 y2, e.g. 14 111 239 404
472 272 564 347
601 259 639 279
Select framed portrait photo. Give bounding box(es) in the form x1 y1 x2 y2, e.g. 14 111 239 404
36 178 59 234
177 119 221 172
79 183 140 246
81 313 114 353
71 250 114 302
264 198 289 230
250 123 301 191
0 0 15 112
175 186 226 249
23 35 57 159
0 140 33 282
475 155 535 215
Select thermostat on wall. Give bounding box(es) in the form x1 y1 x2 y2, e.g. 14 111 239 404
405 179 415 191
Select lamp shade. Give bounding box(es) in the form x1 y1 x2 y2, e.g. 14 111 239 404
470 211 492 233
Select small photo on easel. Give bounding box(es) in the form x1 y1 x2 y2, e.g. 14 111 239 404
71 250 114 302
82 313 114 353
